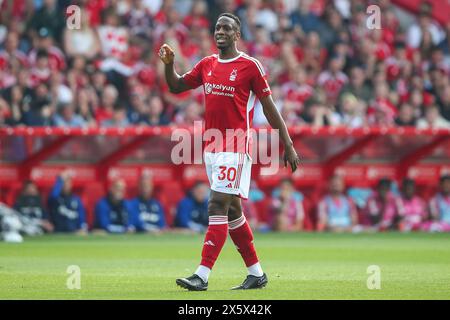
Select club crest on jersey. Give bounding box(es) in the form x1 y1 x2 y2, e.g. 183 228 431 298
205 83 213 94
229 69 238 81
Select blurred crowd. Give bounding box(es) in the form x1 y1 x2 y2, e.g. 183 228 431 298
0 171 449 241
0 0 450 129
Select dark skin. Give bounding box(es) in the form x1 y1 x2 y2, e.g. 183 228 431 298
159 16 300 220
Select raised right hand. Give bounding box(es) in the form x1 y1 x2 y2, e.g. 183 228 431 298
158 43 175 65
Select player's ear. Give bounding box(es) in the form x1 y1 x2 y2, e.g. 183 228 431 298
235 30 241 41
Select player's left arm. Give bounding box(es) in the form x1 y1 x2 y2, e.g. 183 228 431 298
260 95 300 172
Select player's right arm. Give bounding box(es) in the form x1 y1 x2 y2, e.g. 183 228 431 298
159 44 192 94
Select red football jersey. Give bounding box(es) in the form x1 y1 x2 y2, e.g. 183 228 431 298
182 52 271 153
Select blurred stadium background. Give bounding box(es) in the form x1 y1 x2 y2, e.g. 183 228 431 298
1 0 450 235
1 0 450 300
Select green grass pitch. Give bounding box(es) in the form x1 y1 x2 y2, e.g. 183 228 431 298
1 232 450 299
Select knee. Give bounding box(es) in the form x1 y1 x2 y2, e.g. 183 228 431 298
228 204 242 221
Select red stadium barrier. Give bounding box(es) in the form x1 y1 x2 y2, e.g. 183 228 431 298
1 126 450 227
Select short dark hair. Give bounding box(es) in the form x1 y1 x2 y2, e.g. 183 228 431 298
36 49 48 59
402 178 415 188
218 13 241 30
440 174 450 183
378 178 392 188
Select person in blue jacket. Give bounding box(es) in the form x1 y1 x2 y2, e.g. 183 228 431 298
48 171 87 233
95 179 133 233
126 173 166 232
174 181 209 233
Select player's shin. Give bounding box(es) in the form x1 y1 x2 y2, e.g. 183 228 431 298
228 214 264 277
195 215 228 282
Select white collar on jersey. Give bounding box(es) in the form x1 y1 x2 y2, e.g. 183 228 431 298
217 51 243 63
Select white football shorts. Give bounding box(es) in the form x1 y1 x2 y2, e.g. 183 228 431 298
204 152 252 199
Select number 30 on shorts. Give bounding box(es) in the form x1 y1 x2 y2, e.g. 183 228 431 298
218 166 237 181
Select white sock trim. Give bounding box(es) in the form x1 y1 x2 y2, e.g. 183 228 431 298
229 214 246 230
209 215 228 225
195 265 211 282
247 262 264 277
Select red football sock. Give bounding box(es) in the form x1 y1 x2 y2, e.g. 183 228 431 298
200 216 228 269
228 214 259 267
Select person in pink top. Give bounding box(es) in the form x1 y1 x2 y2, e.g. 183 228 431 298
364 178 399 231
270 178 304 232
396 178 428 232
423 175 450 232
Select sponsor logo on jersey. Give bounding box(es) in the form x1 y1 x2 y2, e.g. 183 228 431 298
204 82 235 97
207 70 212 76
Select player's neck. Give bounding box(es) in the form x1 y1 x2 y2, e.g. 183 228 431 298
218 46 240 60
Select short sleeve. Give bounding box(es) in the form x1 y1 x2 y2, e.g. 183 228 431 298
250 59 272 100
181 58 205 89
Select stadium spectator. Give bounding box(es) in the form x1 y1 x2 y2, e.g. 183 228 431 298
317 174 358 232
368 82 397 127
317 55 348 105
364 178 399 231
183 0 210 31
97 8 129 60
0 31 29 72
0 0 449 130
396 178 428 232
48 171 87 234
439 21 450 57
50 71 73 106
406 1 444 49
95 179 134 233
125 0 154 40
290 0 322 34
281 65 313 111
319 6 345 51
395 103 417 126
100 105 130 127
338 65 373 104
126 173 166 233
95 84 118 125
426 175 450 232
127 89 149 125
53 102 87 127
270 178 304 232
75 88 97 126
174 181 209 233
14 180 53 235
338 93 366 128
174 100 203 125
416 105 450 129
28 27 66 72
436 85 450 122
21 82 54 126
63 8 101 60
26 0 66 43
146 96 170 126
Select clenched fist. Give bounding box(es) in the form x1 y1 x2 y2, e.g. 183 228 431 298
159 44 175 65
